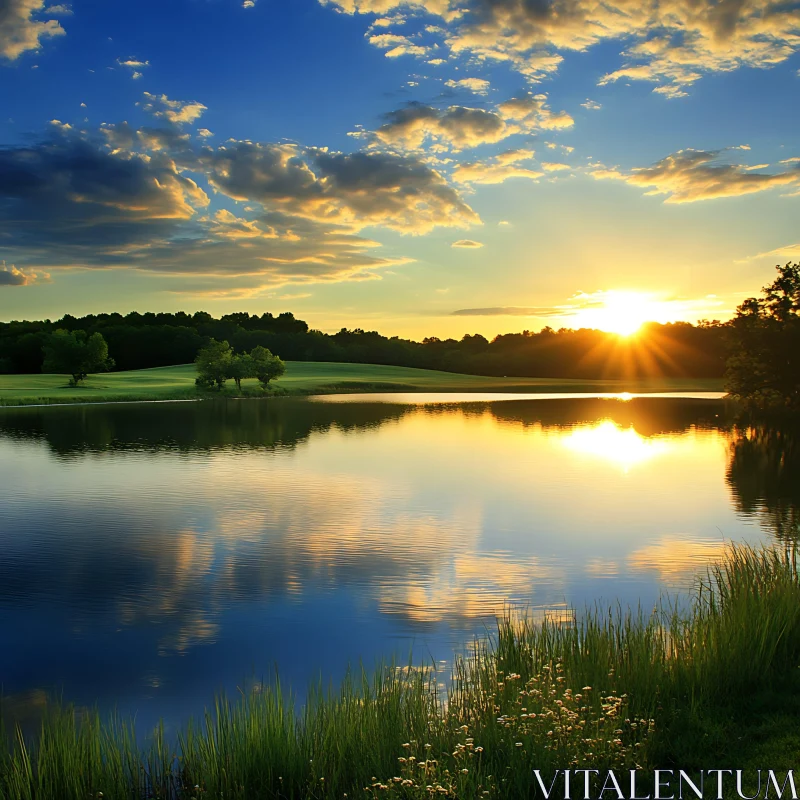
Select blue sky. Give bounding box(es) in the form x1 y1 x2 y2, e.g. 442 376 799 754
0 0 798 337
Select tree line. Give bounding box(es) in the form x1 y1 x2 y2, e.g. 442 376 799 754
2 263 798 408
1 309 729 381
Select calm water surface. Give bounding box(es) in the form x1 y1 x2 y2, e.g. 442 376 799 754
0 395 791 733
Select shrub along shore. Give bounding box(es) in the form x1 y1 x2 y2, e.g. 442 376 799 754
2 545 800 799
0 362 725 407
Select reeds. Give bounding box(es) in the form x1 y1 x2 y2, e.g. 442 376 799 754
3 544 799 799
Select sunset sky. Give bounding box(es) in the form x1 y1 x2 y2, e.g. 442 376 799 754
0 0 798 338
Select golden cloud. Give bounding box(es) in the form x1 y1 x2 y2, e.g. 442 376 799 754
0 262 49 286
0 123 478 291
0 0 65 60
453 147 543 184
320 0 800 94
445 77 491 94
139 92 207 125
590 148 800 203
366 94 572 153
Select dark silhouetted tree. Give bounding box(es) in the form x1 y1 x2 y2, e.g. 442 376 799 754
2 307 729 381
726 263 800 409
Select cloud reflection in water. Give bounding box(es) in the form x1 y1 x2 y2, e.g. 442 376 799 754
0 397 779 729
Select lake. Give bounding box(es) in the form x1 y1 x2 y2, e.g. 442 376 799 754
0 394 791 735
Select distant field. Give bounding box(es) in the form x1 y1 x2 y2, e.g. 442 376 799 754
0 362 725 406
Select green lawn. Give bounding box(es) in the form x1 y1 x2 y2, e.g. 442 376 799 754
0 362 725 406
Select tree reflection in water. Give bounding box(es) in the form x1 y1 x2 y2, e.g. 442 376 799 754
1 395 784 734
726 419 800 544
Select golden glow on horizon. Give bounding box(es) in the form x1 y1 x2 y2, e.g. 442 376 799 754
562 420 670 470
571 291 683 336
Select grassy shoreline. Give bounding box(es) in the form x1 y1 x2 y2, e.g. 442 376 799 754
2 545 799 799
0 362 726 408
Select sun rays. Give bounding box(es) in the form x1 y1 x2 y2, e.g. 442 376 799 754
571 291 686 337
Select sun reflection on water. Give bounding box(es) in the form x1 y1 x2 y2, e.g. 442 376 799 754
0 397 774 734
562 419 671 470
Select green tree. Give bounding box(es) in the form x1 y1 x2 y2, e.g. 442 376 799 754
42 329 114 385
195 339 233 390
251 345 285 388
726 263 800 410
227 352 255 392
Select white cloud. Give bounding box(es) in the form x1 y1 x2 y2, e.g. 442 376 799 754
116 56 150 79
580 98 601 110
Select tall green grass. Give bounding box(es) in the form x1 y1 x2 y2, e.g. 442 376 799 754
3 545 800 799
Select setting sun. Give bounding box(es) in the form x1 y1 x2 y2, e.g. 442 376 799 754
574 290 681 336
571 291 681 336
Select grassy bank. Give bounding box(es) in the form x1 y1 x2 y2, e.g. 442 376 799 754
3 545 800 799
0 362 725 407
